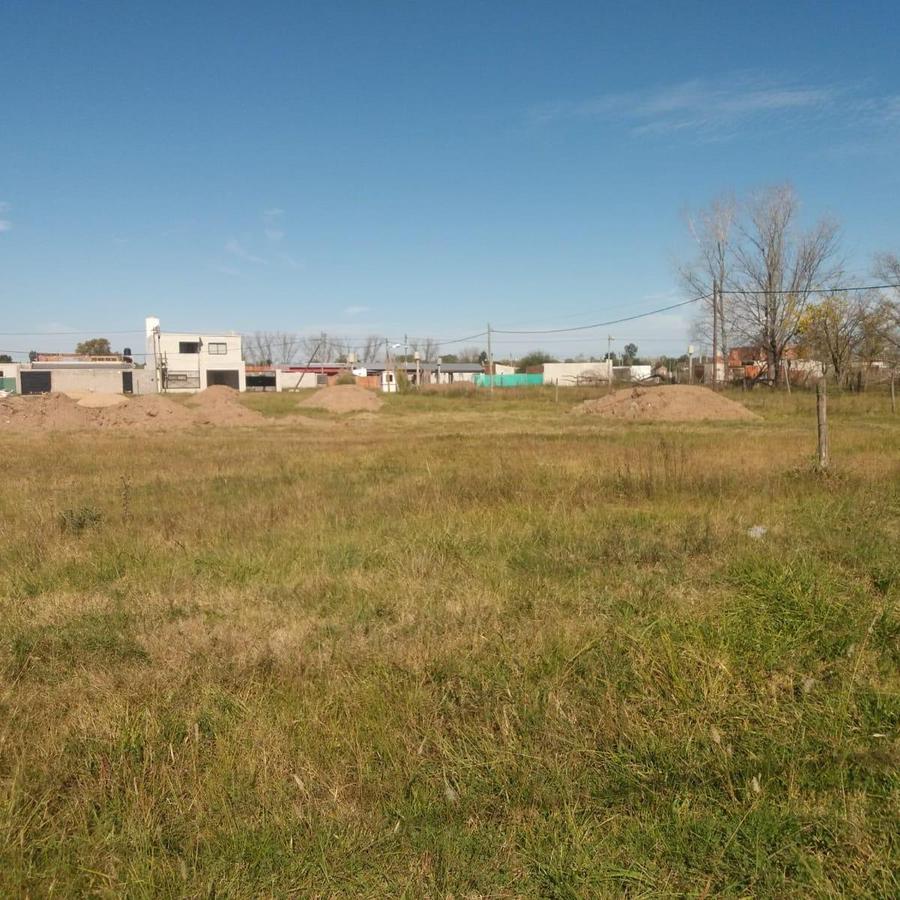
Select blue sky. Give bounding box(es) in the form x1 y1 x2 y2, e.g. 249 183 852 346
2 0 899 359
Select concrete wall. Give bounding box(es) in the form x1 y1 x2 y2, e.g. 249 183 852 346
0 363 156 395
275 370 320 391
38 368 130 394
0 363 21 393
542 361 612 384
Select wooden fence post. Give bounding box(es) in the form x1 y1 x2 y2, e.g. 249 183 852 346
816 379 829 471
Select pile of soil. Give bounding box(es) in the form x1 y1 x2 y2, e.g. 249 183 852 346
188 385 264 425
95 395 198 429
300 384 383 413
573 385 759 422
0 388 261 431
64 391 128 409
0 393 93 430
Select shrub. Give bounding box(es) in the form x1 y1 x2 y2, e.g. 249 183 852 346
58 506 102 534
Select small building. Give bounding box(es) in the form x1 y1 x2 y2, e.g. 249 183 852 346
145 316 246 392
541 361 612 385
0 355 150 395
435 362 484 384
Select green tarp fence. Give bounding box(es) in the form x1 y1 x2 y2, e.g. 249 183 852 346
474 373 544 388
0 378 16 394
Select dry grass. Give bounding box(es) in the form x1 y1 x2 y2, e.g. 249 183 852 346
0 386 898 896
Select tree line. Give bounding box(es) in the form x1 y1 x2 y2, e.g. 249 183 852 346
681 183 899 385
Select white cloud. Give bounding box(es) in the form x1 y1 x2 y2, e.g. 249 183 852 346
344 305 370 317
531 75 844 139
211 264 242 277
278 252 304 270
225 238 267 264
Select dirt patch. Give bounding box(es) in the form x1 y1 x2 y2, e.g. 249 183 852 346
64 391 129 409
0 393 200 431
299 384 383 414
188 385 265 425
0 393 94 430
95 395 198 429
573 385 759 422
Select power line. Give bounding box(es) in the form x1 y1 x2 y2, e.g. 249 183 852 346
721 282 899 296
433 330 489 346
0 329 145 337
493 293 711 335
3 281 896 347
491 282 900 337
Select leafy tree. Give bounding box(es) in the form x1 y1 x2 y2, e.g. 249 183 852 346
75 337 112 356
623 343 639 364
797 295 870 385
0 354 12 363
516 350 557 372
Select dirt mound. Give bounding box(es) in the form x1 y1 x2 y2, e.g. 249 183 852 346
300 384 382 414
64 391 128 409
95 395 198 429
0 393 94 430
188 385 264 425
574 385 759 422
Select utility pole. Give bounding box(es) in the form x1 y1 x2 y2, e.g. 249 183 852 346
711 279 719 391
487 323 494 397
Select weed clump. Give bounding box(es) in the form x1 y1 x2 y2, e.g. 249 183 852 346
58 505 102 534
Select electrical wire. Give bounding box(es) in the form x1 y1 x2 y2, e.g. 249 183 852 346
493 293 711 335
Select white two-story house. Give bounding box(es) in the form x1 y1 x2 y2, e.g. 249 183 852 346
145 316 246 392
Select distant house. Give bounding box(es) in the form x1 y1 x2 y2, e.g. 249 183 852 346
435 362 484 384
145 316 246 392
0 354 146 395
542 361 612 385
728 346 823 383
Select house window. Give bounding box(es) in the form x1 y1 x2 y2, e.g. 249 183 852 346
208 342 227 355
164 371 201 389
178 341 201 354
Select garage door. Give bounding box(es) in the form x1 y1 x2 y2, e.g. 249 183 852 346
20 371 52 395
206 370 240 389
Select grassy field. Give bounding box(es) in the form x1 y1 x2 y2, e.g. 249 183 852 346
0 387 897 897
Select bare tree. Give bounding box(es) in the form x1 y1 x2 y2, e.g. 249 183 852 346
246 332 303 365
408 337 440 361
455 346 486 363
358 335 385 364
730 185 843 384
873 254 900 359
681 194 737 358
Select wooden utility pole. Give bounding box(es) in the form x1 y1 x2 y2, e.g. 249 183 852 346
487 323 494 397
816 379 829 471
711 279 718 391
